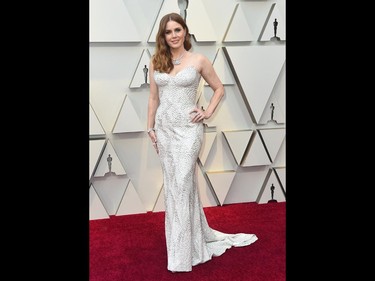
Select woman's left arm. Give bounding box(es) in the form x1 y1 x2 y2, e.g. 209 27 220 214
199 54 224 119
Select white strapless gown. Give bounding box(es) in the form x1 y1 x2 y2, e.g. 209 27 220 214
153 66 258 272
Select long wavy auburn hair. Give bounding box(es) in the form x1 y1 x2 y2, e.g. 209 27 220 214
152 12 192 73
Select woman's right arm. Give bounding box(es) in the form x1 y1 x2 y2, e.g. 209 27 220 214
147 61 159 145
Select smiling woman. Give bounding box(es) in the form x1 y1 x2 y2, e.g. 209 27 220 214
145 12 258 273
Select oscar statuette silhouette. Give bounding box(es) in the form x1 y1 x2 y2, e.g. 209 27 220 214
270 18 281 41
268 183 277 203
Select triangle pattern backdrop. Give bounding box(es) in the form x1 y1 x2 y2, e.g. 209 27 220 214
93 139 127 177
129 49 152 89
89 0 286 220
223 3 254 42
89 0 141 42
90 103 106 136
93 175 129 215
148 0 218 42
210 48 235 85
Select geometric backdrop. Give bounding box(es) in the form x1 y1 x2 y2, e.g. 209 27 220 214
89 0 286 220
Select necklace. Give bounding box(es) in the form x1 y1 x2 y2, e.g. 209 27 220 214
172 50 186 65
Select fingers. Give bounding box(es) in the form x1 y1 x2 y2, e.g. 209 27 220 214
147 130 159 153
196 114 204 122
189 107 205 123
152 140 159 153
192 111 205 122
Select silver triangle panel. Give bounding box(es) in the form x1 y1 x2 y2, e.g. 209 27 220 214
206 170 236 206
272 138 285 168
233 1 275 42
210 48 235 85
256 168 286 203
89 139 107 183
92 175 129 215
241 131 271 167
224 166 269 205
273 167 286 194
93 139 127 177
90 103 106 137
89 0 141 42
258 3 286 42
223 45 285 124
258 62 286 125
199 131 217 166
129 49 152 89
257 128 285 163
223 3 254 42
222 130 252 165
116 180 147 216
90 183 110 220
112 95 144 133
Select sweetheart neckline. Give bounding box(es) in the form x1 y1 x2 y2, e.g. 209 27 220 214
158 66 198 78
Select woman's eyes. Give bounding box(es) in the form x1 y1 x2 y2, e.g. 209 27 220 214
165 28 182 35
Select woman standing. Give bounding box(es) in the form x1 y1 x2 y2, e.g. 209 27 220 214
147 12 258 272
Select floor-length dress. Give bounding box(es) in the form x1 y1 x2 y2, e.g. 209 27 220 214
153 66 258 272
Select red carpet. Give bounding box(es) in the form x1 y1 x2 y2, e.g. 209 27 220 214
90 202 286 281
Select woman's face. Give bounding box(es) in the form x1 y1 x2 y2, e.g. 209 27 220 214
164 20 185 49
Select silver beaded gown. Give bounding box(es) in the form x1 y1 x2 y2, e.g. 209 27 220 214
153 66 258 272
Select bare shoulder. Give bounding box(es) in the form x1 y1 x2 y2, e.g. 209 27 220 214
191 52 209 63
188 52 211 72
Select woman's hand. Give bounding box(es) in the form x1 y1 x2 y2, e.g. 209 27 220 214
148 130 159 154
190 106 206 123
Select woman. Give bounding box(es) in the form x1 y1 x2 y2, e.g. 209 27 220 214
147 12 258 272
